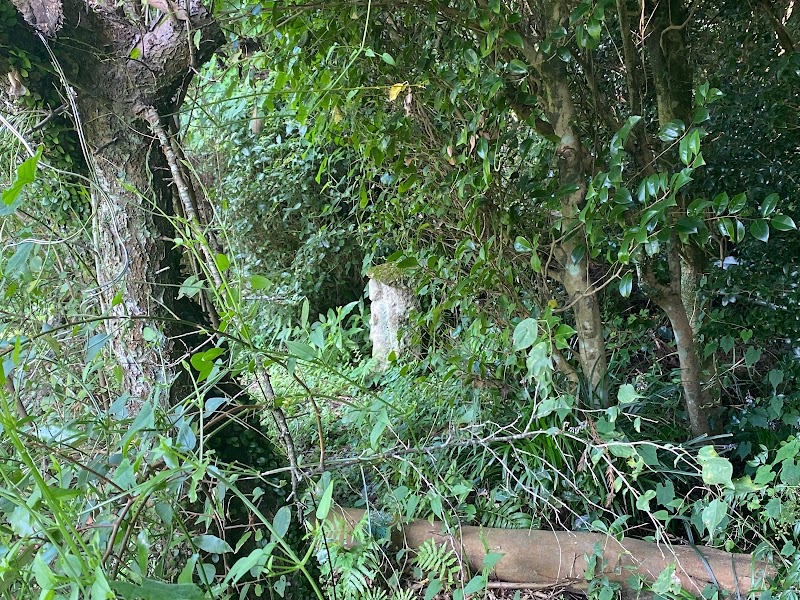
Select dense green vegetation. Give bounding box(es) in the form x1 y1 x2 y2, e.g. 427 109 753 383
1 0 799 598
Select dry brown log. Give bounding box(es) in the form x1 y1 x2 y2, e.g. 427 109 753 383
327 508 772 597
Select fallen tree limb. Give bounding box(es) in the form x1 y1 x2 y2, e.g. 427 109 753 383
327 508 772 596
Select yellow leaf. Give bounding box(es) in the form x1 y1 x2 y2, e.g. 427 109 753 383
332 105 343 123
547 299 558 309
388 83 405 102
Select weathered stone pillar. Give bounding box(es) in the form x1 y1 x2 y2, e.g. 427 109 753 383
367 264 415 368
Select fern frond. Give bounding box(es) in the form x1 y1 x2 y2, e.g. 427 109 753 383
414 539 461 587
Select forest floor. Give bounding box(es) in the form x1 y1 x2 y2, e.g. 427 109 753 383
397 578 579 599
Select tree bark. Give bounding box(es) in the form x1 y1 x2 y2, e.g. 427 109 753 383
532 1 609 406
641 0 715 435
330 508 771 596
8 0 223 410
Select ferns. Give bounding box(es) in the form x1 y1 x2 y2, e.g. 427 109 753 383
413 539 462 587
476 491 533 529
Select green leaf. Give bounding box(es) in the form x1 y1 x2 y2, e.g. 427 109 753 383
652 564 681 596
6 242 33 277
91 567 114 600
635 489 657 511
658 120 685 142
697 446 734 489
316 480 335 520
771 214 796 231
190 347 225 381
424 579 443 600
381 52 396 65
273 506 292 538
749 219 769 242
86 333 111 363
507 59 528 74
617 383 641 404
712 192 729 215
728 192 747 214
718 217 735 240
618 272 633 298
512 318 538 351
745 346 762 367
285 340 316 361
513 236 532 252
463 576 485 594
761 193 779 217
110 579 207 600
502 30 525 49
193 534 233 554
2 147 41 207
370 409 389 447
395 256 418 269
701 499 728 540
768 368 784 389
215 253 230 272
249 274 270 289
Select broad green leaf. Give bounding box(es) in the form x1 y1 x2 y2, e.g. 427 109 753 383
463 576 485 594
697 446 734 488
503 30 524 49
512 318 538 351
701 499 728 539
215 253 230 272
273 506 291 538
768 368 784 389
635 489 656 511
749 219 769 242
507 59 528 74
370 409 389 447
718 217 735 240
249 274 270 289
658 120 685 142
381 52 395 65
424 579 443 600
771 214 796 231
618 272 633 298
91 566 114 600
651 564 681 596
728 192 747 214
712 192 729 215
513 236 532 252
761 193 779 217
193 534 233 554
123 401 154 448
395 256 418 269
745 346 762 367
86 333 111 362
7 241 33 278
285 340 316 361
617 383 640 404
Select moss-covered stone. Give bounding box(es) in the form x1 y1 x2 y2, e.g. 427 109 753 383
366 262 406 286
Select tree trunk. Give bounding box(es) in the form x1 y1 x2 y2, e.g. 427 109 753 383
640 0 715 435
533 1 608 405
9 0 224 410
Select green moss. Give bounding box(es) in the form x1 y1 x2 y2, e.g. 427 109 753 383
366 262 406 285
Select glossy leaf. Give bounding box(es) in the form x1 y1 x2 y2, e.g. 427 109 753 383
750 219 769 242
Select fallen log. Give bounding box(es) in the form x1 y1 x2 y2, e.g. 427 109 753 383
327 508 772 596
